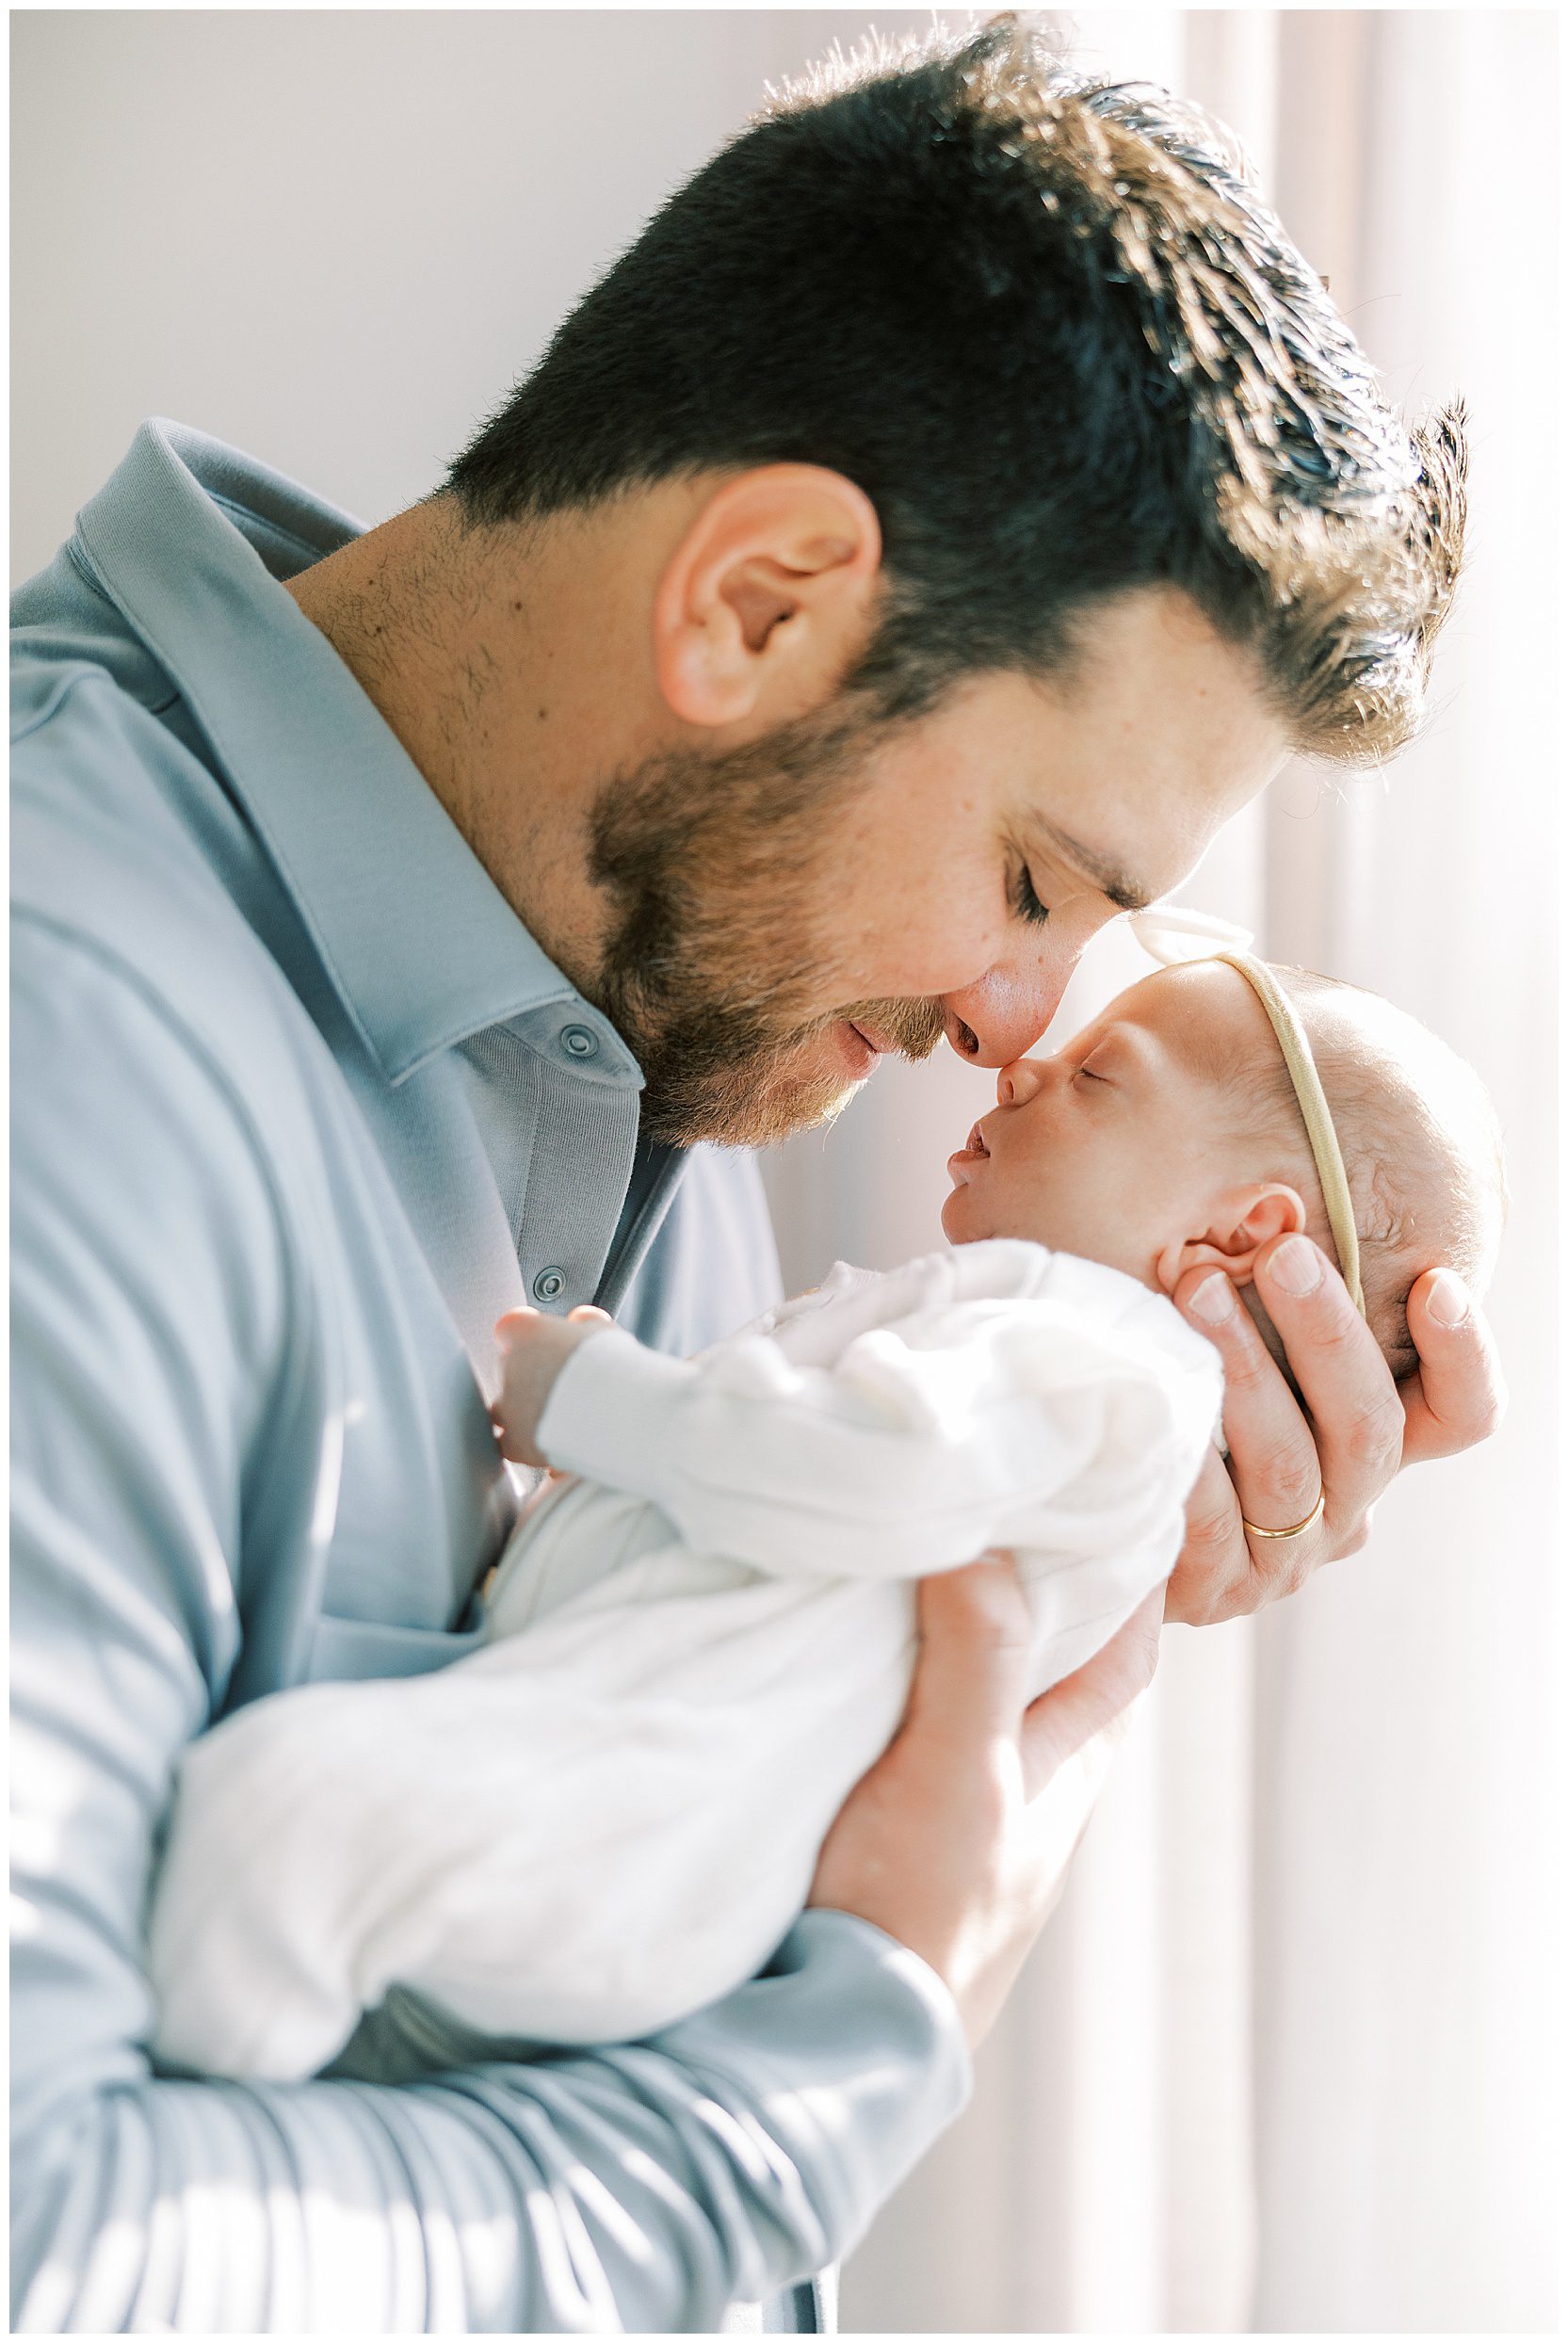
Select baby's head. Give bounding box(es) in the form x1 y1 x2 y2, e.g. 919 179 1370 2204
943 957 1504 1382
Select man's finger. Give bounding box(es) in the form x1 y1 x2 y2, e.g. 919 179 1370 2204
1017 1587 1163 1798
1164 1446 1253 1624
1400 1268 1507 1462
899 1555 1034 1755
1173 1260 1327 1545
1251 1233 1404 1517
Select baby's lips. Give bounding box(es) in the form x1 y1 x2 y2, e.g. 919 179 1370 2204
946 1118 990 1191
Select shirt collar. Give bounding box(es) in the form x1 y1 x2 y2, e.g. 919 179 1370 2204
72 418 631 1089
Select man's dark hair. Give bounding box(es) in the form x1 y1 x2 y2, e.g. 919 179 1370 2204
445 15 1465 754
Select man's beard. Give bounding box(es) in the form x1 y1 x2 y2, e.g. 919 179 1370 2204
586 704 946 1148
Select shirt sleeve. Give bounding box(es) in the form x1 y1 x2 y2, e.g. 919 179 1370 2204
534 1246 1222 1583
10 913 970 2335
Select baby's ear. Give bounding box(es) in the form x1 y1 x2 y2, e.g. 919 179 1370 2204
1156 1184 1307 1295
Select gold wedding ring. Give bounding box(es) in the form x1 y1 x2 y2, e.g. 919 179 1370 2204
1241 1487 1327 1541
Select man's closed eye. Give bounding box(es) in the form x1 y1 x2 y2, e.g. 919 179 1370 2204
1010 862 1052 926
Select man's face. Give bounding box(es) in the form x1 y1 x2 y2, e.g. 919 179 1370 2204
589 588 1288 1147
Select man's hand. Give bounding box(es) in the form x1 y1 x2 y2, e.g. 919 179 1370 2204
1166 1234 1506 1624
493 1304 612 1466
808 1556 1162 2049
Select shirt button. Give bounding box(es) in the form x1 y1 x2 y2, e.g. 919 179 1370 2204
559 1024 600 1060
532 1267 567 1304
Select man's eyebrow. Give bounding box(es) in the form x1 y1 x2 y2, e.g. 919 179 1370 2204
1027 816 1156 913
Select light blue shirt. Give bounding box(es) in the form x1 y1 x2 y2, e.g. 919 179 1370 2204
9 421 970 2334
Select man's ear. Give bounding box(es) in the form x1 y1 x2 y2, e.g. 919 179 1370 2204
1156 1183 1308 1297
651 465 882 729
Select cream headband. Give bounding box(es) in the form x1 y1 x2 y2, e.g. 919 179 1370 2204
1125 908 1366 1317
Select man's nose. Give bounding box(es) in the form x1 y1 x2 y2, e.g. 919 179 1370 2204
940 935 1083 1068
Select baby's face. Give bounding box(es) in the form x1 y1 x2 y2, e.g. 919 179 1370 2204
942 960 1274 1289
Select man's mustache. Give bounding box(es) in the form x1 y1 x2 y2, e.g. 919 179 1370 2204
836 994 946 1060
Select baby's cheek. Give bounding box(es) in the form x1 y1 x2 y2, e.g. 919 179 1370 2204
1004 1165 1118 1264
987 1160 1059 1244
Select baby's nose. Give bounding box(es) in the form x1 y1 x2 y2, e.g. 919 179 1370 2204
996 1057 1046 1106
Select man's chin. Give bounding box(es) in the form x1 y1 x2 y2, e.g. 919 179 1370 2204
645 1068 865 1151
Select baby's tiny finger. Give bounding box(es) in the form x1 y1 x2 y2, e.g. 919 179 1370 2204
494 1307 540 1349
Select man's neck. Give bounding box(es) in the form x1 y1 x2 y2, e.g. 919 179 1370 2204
281 489 682 997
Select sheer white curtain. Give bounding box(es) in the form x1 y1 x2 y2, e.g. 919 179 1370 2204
764 10 1560 2331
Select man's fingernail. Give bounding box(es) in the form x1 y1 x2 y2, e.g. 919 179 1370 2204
1267 1236 1324 1297
1188 1272 1237 1325
1426 1268 1471 1328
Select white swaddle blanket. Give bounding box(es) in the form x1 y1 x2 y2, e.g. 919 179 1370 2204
147 1239 1221 2081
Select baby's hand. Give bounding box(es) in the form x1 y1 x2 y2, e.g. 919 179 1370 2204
492 1305 612 1467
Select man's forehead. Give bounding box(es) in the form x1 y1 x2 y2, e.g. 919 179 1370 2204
1007 590 1289 899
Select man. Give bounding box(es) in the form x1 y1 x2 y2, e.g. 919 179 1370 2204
10 21 1500 2333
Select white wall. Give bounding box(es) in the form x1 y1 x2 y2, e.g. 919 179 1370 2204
9 8 945 578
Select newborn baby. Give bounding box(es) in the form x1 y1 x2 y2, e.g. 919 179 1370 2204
940 949 1504 1388
146 945 1502 2084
